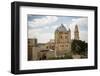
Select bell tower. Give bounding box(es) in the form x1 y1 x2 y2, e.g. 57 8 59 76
74 24 79 40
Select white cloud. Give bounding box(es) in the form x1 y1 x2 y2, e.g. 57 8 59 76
28 29 42 38
28 16 58 28
28 29 54 43
69 18 88 42
72 18 88 27
37 33 54 43
28 23 61 43
28 17 88 43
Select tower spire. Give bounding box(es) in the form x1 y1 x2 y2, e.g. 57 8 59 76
74 24 79 40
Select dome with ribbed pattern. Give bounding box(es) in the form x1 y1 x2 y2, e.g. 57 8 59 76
55 24 67 32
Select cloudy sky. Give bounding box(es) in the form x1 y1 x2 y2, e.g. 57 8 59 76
28 15 88 43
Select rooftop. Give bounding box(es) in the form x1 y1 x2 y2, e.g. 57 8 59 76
55 24 68 32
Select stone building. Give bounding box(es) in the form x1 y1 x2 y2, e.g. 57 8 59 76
28 39 55 60
28 24 79 60
55 24 71 57
28 38 39 60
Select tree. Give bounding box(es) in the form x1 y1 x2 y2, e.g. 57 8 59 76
71 39 88 56
64 53 72 59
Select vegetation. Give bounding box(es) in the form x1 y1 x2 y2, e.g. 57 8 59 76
48 52 72 60
63 53 72 59
71 39 88 58
46 39 88 60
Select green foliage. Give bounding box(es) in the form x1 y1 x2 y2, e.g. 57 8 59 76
64 53 72 59
48 52 73 60
71 39 88 56
48 57 60 60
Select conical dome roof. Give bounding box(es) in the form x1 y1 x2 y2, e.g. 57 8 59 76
56 24 67 32
75 24 79 32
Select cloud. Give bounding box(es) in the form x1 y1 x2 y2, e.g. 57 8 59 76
28 16 58 29
28 29 42 38
28 17 88 43
72 18 88 26
69 18 88 42
28 16 60 43
28 23 60 43
80 31 88 42
28 29 54 43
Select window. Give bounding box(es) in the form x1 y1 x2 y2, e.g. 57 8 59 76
61 45 64 47
60 36 62 39
28 40 31 44
65 36 67 38
66 45 68 47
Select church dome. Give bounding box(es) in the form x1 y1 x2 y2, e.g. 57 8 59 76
55 24 67 32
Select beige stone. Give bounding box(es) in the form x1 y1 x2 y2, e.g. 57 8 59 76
28 24 80 60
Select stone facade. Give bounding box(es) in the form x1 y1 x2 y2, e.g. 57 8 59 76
55 24 71 57
28 24 79 60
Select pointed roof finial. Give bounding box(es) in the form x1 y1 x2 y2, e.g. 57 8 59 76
75 24 79 32
55 24 67 32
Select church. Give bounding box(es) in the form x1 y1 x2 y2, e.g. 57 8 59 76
28 24 79 60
